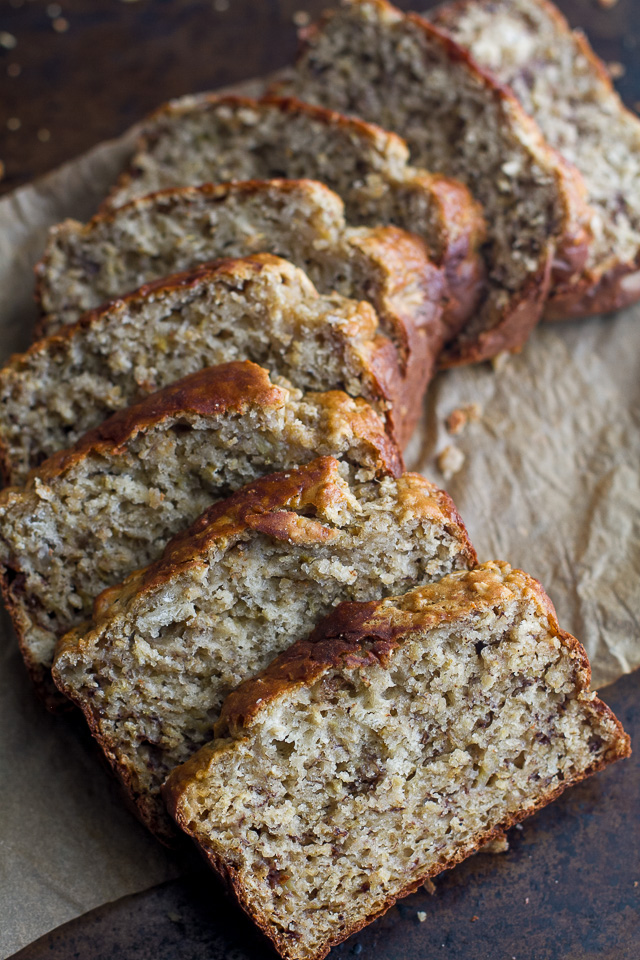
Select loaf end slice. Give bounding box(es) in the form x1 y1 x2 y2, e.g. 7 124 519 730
278 0 593 365
431 0 640 318
0 254 400 484
0 364 401 705
165 561 629 960
52 457 475 838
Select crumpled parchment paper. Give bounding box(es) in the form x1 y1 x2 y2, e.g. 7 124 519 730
0 78 638 958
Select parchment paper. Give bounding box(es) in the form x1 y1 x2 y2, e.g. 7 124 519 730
1 80 638 957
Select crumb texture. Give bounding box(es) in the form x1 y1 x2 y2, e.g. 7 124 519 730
0 256 390 483
167 563 628 960
0 371 398 690
53 462 474 837
283 0 590 360
433 0 640 282
105 93 482 281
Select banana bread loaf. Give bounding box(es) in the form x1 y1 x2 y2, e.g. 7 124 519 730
0 364 402 703
164 561 630 960
431 0 640 319
0 254 401 484
52 456 476 839
278 0 592 366
103 94 486 334
35 178 447 445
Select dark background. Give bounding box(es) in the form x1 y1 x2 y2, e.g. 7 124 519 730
0 0 638 196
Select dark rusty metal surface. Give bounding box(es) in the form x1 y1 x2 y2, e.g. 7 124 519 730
10 669 640 960
0 0 638 194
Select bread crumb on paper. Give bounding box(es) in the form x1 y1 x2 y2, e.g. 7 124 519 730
491 351 510 372
446 403 482 435
423 878 436 895
417 911 427 923
437 444 465 478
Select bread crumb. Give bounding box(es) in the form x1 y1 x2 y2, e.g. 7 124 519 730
0 32 18 50
607 61 626 79
52 17 69 33
437 445 465 478
491 351 510 372
293 10 311 26
417 911 427 922
480 835 509 854
470 915 479 922
446 403 482 435
525 897 530 904
423 878 436 895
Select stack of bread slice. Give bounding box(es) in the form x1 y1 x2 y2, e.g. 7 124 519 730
0 0 636 956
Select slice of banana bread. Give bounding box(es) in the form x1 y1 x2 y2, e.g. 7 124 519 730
431 0 640 319
0 254 401 484
35 179 448 445
52 456 476 839
164 561 630 960
103 94 486 334
0 364 402 703
278 0 592 366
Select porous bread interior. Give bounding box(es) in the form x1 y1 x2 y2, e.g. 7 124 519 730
0 396 386 671
287 0 566 343
174 592 620 960
436 0 640 273
0 259 384 483
40 183 394 332
54 475 471 833
107 97 446 259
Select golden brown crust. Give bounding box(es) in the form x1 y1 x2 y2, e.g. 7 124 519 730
348 224 447 442
412 169 487 335
26 361 282 480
